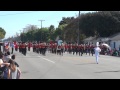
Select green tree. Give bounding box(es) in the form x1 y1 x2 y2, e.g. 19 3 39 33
63 11 120 42
79 11 120 37
59 17 75 26
49 25 55 38
0 27 6 39
22 27 50 42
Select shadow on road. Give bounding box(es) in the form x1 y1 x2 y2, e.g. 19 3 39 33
75 63 96 65
95 70 120 73
17 57 44 58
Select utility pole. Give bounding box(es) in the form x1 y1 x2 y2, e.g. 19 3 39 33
78 11 80 44
23 28 26 42
38 20 45 41
38 20 45 29
19 30 21 41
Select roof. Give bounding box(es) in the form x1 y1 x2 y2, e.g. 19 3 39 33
109 32 120 38
109 33 120 41
97 37 110 41
110 35 120 41
83 37 96 41
83 32 120 42
83 37 110 42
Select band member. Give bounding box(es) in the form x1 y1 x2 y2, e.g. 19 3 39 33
52 44 55 54
49 43 52 53
15 42 18 51
54 43 57 54
78 44 81 56
51 44 54 53
11 42 15 54
36 43 39 53
64 44 68 53
34 43 37 53
88 44 91 56
91 43 95 56
81 44 84 56
57 45 61 55
33 42 36 52
61 43 64 56
83 44 86 54
94 42 101 64
72 44 75 55
39 43 42 54
75 44 78 55
28 42 31 51
19 42 22 53
42 43 46 56
21 42 23 54
23 42 27 56
68 44 72 54
85 44 88 55
21 42 24 55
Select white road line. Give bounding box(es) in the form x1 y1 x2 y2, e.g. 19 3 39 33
37 56 55 64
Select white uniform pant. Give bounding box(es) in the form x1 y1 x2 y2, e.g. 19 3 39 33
95 53 99 64
95 55 99 63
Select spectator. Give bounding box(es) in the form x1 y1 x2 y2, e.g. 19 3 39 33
3 51 11 63
4 44 9 53
7 59 21 79
10 55 19 67
0 52 10 79
0 52 10 67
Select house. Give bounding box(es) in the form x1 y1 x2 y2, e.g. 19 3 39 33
83 32 120 51
83 36 110 45
83 36 96 44
109 33 120 51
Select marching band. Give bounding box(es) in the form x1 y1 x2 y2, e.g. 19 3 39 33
2 41 98 57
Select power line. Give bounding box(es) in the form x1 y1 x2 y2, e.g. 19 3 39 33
0 11 39 17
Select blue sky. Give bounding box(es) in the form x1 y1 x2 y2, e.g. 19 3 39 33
0 11 95 39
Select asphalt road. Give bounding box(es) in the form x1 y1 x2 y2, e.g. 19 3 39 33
6 47 120 79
